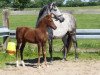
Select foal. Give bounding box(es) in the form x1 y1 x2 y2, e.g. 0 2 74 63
16 14 57 67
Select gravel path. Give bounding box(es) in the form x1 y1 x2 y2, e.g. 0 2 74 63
0 60 100 75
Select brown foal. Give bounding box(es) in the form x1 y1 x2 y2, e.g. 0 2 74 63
16 14 57 67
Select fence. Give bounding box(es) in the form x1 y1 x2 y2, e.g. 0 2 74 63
1 29 100 39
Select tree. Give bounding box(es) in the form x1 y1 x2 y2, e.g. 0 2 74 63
18 0 30 9
34 0 63 7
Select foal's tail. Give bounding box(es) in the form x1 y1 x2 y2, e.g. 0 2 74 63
16 27 21 50
16 27 24 50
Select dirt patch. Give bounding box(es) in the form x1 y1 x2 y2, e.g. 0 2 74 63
0 60 100 75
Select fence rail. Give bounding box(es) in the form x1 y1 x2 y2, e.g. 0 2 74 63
76 29 100 39
1 29 100 39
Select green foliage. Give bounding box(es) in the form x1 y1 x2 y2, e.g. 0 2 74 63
33 0 63 8
11 1 20 9
0 1 8 8
12 0 31 10
0 0 100 8
0 0 64 8
65 1 100 7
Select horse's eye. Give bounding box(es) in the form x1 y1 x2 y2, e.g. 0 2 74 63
53 9 57 11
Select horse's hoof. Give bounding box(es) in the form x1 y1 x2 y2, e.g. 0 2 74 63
16 64 19 67
22 64 25 67
61 58 67 62
16 61 19 67
50 59 53 63
21 61 25 67
74 58 78 62
37 65 41 69
46 65 49 68
22 63 25 67
48 60 53 65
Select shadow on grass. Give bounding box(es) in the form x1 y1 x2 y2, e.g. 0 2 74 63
5 52 100 67
5 57 62 67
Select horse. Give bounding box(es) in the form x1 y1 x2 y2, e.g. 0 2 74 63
36 2 78 62
16 14 57 67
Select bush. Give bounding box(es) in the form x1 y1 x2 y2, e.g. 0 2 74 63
11 2 20 8
0 1 8 8
65 1 100 7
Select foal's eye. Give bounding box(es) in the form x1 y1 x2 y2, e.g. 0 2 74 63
49 20 52 22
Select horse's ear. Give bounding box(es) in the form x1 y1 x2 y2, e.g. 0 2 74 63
47 6 51 15
52 2 57 7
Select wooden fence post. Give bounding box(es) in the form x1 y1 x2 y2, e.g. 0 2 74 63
2 9 9 50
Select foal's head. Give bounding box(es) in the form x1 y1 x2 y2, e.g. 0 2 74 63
44 14 57 30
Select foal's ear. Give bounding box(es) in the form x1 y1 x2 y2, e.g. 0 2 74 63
46 14 52 19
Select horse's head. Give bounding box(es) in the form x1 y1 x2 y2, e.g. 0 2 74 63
48 2 65 22
44 14 57 30
36 2 64 28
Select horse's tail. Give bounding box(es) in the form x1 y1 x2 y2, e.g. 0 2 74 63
65 32 72 53
62 32 72 53
66 32 73 53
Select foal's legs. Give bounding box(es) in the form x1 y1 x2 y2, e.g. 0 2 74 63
42 43 47 66
16 42 21 67
20 42 26 66
37 43 42 67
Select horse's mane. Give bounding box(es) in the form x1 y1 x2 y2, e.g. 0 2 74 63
36 3 51 27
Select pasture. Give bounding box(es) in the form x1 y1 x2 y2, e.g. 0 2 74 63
0 6 100 69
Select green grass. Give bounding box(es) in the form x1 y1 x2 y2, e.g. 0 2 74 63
59 6 100 11
0 49 100 68
75 14 100 29
9 15 37 29
1 14 100 29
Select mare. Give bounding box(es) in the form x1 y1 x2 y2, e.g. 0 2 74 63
36 2 78 61
16 14 57 67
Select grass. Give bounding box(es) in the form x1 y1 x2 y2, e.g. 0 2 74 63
59 6 100 11
0 7 100 68
0 49 100 68
9 15 37 29
1 14 100 29
75 14 100 29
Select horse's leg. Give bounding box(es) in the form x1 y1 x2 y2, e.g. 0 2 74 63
37 43 41 68
20 42 26 67
72 34 78 60
48 38 53 62
62 45 67 61
42 43 47 66
16 42 21 67
62 36 68 61
62 33 73 61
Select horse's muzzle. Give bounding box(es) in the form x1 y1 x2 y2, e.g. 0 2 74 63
60 17 65 23
53 26 57 30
